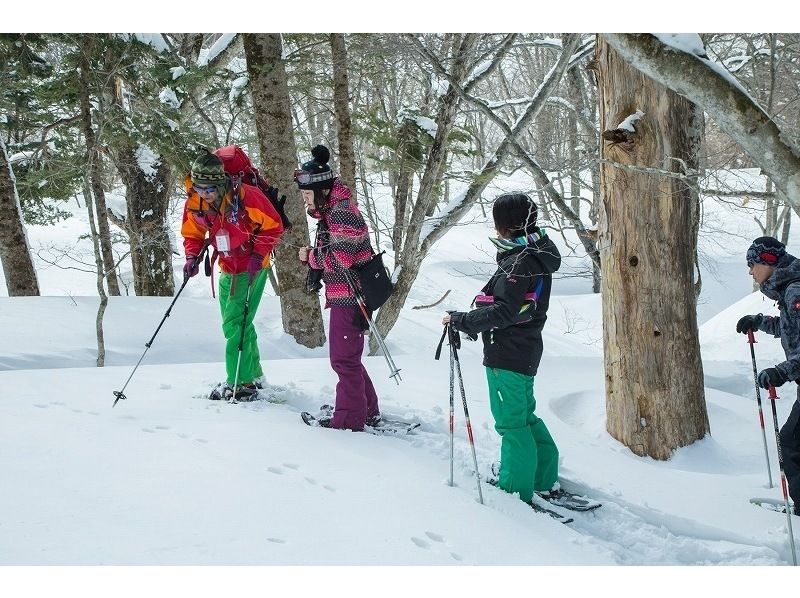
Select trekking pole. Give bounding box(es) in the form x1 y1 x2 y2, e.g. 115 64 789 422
747 329 774 488
435 324 483 504
343 269 401 383
449 325 483 505
767 384 797 566
230 276 255 404
113 241 210 407
435 325 454 486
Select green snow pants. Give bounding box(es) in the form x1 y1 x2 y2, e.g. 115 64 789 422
219 269 269 386
486 367 559 502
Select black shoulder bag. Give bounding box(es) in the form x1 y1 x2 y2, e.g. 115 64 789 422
352 250 394 311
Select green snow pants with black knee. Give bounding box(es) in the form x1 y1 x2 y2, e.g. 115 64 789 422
486 367 558 503
219 269 268 386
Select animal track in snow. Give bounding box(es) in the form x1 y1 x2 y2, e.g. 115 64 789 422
412 532 462 562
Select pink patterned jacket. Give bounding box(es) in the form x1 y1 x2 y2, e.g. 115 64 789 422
308 179 374 307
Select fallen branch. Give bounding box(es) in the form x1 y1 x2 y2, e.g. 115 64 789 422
412 289 451 310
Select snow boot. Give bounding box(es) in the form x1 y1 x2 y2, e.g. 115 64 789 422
209 383 232 401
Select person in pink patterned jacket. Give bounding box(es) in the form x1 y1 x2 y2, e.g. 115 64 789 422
296 145 382 431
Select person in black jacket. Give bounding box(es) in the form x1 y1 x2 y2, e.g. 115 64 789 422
443 193 561 505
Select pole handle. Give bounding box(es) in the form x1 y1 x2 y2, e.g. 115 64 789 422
747 329 756 344
768 384 779 400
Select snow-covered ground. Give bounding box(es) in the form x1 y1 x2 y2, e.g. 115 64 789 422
2 173 799 593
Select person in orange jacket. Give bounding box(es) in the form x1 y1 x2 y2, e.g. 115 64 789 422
181 149 284 400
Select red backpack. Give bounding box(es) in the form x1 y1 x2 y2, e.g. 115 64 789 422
213 145 292 231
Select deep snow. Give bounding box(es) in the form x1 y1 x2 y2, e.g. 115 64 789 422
2 171 799 596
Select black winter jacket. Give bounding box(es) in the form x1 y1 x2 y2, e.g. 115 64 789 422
450 232 561 376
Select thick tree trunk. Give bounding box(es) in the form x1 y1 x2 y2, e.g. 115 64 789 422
597 36 709 460
78 36 120 296
116 145 175 297
330 34 356 191
243 33 325 348
0 137 39 296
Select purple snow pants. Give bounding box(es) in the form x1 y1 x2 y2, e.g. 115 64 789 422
328 305 380 431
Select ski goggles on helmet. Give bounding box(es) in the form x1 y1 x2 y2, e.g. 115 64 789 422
293 169 335 185
746 246 779 267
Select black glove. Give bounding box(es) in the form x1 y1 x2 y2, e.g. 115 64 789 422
736 314 764 334
757 367 787 390
305 267 324 295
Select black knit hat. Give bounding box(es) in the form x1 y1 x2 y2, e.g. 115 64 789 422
493 193 538 238
747 236 786 267
295 145 335 190
190 150 228 195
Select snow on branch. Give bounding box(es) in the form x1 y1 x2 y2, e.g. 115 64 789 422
418 35 583 254
602 33 800 214
197 33 238 67
615 110 645 132
125 34 170 54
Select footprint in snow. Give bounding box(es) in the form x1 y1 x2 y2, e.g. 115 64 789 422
267 538 286 544
424 531 444 543
414 532 463 562
282 463 300 470
160 384 172 390
267 467 284 475
141 428 155 433
323 485 336 492
154 425 170 430
34 404 48 409
194 438 208 444
304 477 318 485
71 408 83 414
411 537 430 549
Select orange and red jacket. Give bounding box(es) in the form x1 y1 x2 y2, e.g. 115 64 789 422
181 175 284 274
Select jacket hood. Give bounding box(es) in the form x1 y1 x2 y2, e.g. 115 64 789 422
495 230 561 274
762 253 800 301
306 178 351 220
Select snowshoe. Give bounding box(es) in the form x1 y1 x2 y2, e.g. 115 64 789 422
209 383 232 401
486 480 573 523
750 497 798 515
527 499 574 524
301 411 332 428
231 383 262 402
318 404 419 434
536 487 602 512
365 419 420 435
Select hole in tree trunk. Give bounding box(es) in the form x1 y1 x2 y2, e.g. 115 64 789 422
629 256 638 267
